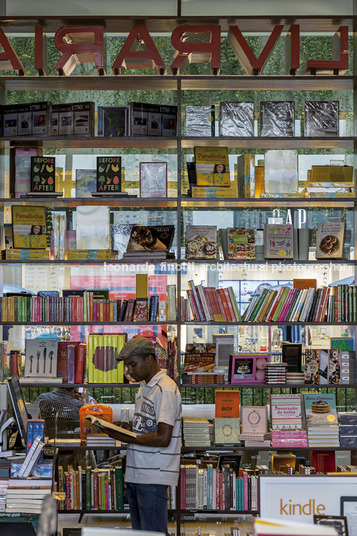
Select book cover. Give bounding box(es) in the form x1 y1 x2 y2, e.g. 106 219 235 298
240 406 268 434
57 341 80 382
303 393 338 425
227 227 255 260
264 223 294 259
126 225 174 252
215 390 240 418
75 169 96 198
260 101 295 137
97 105 129 137
134 298 149 321
85 415 136 438
186 225 217 259
76 205 110 250
96 156 122 193
87 333 125 383
270 394 302 430
185 105 215 137
139 162 167 198
111 223 133 259
220 101 254 137
31 156 56 193
214 418 240 445
14 147 41 198
24 338 58 378
305 101 339 137
264 150 298 195
12 205 47 249
194 146 230 187
160 104 177 136
130 102 147 135
316 221 345 259
183 342 216 374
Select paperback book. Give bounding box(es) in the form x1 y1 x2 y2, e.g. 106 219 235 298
96 156 122 193
31 156 56 193
264 223 294 259
316 221 345 259
12 205 47 249
227 227 255 260
186 225 217 259
194 146 230 187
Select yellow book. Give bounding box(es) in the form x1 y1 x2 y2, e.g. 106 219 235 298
12 205 47 249
136 274 148 299
194 146 230 187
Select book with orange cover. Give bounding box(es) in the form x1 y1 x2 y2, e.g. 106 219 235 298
293 278 317 290
215 389 240 418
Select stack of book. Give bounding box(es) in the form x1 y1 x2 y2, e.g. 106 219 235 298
6 478 52 514
270 394 303 431
183 418 211 447
0 479 8 512
238 433 271 447
271 430 308 448
303 393 340 447
339 412 357 448
187 280 241 322
286 372 305 384
265 363 287 384
86 435 119 448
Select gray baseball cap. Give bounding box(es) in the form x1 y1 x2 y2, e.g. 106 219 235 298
117 336 156 361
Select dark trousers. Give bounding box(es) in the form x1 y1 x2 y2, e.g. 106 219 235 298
127 482 169 536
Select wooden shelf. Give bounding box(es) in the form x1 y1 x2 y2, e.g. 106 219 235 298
181 446 357 452
1 136 177 149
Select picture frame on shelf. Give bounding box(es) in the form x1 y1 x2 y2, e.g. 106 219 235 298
139 162 167 198
314 515 348 536
229 354 269 384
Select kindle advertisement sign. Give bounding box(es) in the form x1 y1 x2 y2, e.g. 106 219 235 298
0 23 349 76
260 476 357 522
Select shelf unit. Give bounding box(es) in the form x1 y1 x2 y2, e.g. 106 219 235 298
1 11 357 532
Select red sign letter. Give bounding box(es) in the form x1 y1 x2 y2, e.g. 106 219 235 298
306 26 348 75
228 24 283 75
170 25 221 75
0 27 25 75
286 25 300 75
112 24 166 74
35 26 48 76
54 25 105 76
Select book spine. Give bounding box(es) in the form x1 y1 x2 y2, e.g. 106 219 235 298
75 343 86 384
217 288 230 321
223 287 235 322
188 280 205 321
67 344 76 384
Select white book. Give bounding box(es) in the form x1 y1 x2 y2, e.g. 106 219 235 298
291 289 307 322
287 289 303 322
76 205 110 250
17 436 44 478
299 288 315 322
242 295 259 321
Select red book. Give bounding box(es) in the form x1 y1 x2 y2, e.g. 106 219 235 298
57 341 79 382
217 288 230 321
223 287 235 321
312 450 335 474
187 289 200 320
202 287 214 321
277 288 296 322
317 286 331 322
267 286 285 322
180 466 186 509
75 343 86 384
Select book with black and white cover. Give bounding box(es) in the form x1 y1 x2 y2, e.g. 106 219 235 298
304 101 339 137
24 339 58 378
111 223 133 259
316 220 345 259
220 102 254 137
260 101 295 137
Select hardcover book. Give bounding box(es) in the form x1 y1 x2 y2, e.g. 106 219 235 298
111 223 133 259
303 393 338 425
14 147 41 198
227 227 255 260
126 225 174 252
76 205 110 250
24 339 58 378
97 105 129 137
75 169 97 198
214 418 241 445
52 102 95 137
304 101 339 137
264 223 294 259
183 342 216 374
185 105 215 137
215 390 240 418
96 156 122 193
12 205 47 249
87 333 126 383
194 146 230 187
240 406 268 434
220 101 254 137
316 221 345 259
31 156 56 193
270 394 302 430
139 162 167 198
185 225 217 259
260 101 295 137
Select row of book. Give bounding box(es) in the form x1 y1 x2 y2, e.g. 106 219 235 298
57 464 124 511
0 292 175 323
187 281 241 322
186 101 340 138
1 100 178 138
180 465 259 512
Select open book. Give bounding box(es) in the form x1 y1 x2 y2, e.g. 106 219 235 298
85 415 137 438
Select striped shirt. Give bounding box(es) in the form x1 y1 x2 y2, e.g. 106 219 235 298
125 369 182 486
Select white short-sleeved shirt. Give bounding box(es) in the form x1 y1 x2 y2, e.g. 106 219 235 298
125 369 182 486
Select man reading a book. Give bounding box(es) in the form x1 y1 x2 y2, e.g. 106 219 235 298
107 336 182 536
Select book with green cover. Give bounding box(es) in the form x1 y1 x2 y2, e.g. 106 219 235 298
194 146 230 187
271 286 290 322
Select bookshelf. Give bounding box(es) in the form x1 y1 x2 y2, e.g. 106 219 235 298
0 11 357 534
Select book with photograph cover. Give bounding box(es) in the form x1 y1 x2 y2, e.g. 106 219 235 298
130 102 147 135
305 101 339 137
126 225 175 252
111 223 133 259
186 105 215 137
24 339 58 378
303 393 338 426
52 102 95 137
186 225 217 259
260 101 295 137
264 223 294 259
31 156 56 193
96 156 122 193
194 146 230 187
139 162 167 198
160 105 177 136
183 342 216 374
97 105 129 137
316 221 345 259
220 102 254 137
227 227 255 260
76 169 97 198
12 205 47 249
